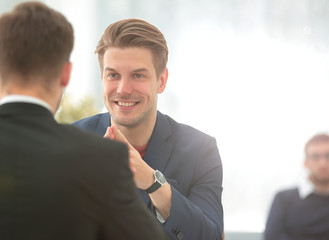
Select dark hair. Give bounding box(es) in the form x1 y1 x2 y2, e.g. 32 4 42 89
0 1 74 83
95 18 168 78
305 133 329 154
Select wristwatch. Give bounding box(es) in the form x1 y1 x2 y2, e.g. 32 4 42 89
145 170 166 194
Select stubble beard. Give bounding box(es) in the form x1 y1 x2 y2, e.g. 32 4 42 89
108 101 156 129
309 173 329 187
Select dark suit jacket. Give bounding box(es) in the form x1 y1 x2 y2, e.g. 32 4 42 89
0 102 169 240
73 111 224 240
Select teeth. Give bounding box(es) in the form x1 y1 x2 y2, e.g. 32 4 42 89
117 102 136 107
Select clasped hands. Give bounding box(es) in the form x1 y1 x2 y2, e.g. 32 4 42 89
104 126 154 190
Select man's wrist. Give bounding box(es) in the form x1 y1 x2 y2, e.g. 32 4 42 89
145 170 166 194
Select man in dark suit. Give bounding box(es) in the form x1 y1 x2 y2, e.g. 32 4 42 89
73 19 224 240
0 2 168 240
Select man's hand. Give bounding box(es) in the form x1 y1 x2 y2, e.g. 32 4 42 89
104 126 154 190
104 126 172 219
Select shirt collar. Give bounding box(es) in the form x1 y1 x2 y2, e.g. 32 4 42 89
0 95 52 112
298 177 329 199
298 177 314 199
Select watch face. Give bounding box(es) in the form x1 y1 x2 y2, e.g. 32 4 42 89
155 170 166 184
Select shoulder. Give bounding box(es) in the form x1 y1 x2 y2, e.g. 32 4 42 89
159 112 212 138
156 112 221 171
276 188 299 197
273 187 299 203
159 112 216 144
72 112 109 135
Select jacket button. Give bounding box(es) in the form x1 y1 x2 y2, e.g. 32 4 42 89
176 231 183 240
172 228 183 240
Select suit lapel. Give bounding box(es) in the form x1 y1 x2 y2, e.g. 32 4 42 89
140 111 173 205
144 112 173 171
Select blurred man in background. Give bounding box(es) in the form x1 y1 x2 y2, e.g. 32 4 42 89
73 18 224 240
265 133 329 240
0 2 168 240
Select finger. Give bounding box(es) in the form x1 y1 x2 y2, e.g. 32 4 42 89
112 127 134 149
129 150 137 162
104 126 115 140
112 126 127 143
129 159 136 174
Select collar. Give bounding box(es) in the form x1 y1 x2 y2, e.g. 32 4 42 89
298 177 314 199
0 95 52 112
298 177 329 199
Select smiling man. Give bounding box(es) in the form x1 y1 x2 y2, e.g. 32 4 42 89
265 133 329 240
73 19 224 240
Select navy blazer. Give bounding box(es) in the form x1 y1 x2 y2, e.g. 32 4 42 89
73 111 224 240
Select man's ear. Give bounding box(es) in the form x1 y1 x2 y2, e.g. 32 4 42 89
60 62 72 87
304 159 309 169
158 68 168 93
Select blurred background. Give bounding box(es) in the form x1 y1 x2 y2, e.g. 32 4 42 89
2 0 329 238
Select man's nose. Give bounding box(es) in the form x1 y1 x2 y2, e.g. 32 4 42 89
117 78 133 94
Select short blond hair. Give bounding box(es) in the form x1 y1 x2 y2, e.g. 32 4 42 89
95 19 168 78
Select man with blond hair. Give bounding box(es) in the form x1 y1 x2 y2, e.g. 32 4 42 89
74 18 224 240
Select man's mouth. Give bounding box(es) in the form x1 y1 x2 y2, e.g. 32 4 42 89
115 101 138 107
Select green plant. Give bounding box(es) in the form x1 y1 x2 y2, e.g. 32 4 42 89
55 94 101 124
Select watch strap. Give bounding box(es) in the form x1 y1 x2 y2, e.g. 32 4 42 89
145 181 162 194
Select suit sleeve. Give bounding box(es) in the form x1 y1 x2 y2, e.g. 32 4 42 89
100 143 169 240
264 193 293 240
160 137 223 240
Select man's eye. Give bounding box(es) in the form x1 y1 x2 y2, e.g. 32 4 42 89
134 74 144 79
308 154 320 161
107 73 119 79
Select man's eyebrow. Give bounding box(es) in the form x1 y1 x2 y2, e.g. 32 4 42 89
103 67 149 73
104 67 116 72
131 68 149 73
